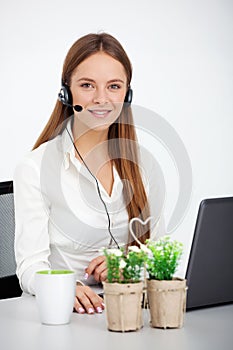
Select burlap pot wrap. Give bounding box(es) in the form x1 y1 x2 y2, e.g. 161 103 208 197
147 278 187 329
103 282 143 332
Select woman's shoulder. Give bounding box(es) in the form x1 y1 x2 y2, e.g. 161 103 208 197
15 136 61 172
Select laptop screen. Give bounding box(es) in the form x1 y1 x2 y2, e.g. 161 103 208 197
186 197 233 310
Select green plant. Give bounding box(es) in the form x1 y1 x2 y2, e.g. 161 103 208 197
103 246 147 284
146 236 183 280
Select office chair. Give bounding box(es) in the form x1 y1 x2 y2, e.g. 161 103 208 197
0 181 22 299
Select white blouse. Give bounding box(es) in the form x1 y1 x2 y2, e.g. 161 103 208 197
13 120 165 295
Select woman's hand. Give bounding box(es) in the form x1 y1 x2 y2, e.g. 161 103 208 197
74 285 104 314
74 256 107 314
85 255 107 283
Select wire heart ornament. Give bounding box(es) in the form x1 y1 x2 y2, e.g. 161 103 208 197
129 216 154 246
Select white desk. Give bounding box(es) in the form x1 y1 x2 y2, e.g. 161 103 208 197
0 294 232 350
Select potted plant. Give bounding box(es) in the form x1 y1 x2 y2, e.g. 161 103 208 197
102 246 147 332
145 236 187 329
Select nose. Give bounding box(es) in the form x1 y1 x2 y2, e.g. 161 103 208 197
93 87 108 104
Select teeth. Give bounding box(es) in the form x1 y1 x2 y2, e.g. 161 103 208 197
94 111 106 115
88 109 111 117
90 110 110 116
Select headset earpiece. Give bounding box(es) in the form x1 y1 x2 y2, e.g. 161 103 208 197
124 87 133 104
58 82 73 106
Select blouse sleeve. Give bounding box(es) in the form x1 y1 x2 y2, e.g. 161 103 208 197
13 155 51 295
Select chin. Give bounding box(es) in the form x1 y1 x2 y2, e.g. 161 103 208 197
92 124 111 132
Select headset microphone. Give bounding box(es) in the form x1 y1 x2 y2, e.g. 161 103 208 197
58 90 83 112
73 104 83 112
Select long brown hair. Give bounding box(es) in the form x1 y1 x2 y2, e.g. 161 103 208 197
33 33 150 244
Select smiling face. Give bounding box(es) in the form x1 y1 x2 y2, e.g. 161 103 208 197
70 52 128 134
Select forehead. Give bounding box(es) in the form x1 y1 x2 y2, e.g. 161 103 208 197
72 52 127 82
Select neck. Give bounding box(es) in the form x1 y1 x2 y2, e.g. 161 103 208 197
72 118 110 169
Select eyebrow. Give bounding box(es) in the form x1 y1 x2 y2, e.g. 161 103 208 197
77 77 125 84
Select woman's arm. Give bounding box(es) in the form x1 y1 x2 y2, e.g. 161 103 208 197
14 156 51 295
14 154 105 313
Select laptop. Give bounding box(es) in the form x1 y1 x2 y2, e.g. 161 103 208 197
185 197 233 310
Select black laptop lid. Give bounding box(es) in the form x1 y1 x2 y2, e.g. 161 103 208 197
186 197 233 310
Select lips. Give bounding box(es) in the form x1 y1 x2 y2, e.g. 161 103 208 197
88 109 112 118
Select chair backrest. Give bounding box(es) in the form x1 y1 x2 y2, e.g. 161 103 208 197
0 181 22 299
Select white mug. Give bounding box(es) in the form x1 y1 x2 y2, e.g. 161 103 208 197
35 270 76 325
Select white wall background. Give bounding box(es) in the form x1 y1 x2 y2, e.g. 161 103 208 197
1 0 232 276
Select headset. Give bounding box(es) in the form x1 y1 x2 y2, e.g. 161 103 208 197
58 81 133 108
58 80 133 249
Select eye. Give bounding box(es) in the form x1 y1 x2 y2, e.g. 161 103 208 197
109 84 121 90
80 83 94 89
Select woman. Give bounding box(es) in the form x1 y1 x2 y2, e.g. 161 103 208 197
14 33 164 314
